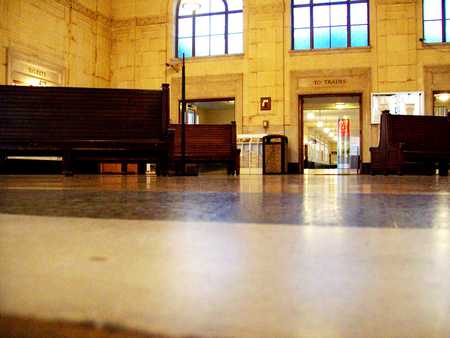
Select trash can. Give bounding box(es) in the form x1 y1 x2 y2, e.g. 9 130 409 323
262 134 288 174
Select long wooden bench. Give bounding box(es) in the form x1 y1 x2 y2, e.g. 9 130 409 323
169 122 240 175
370 111 450 176
0 84 171 176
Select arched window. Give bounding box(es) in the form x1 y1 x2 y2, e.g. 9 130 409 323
176 0 243 58
423 0 449 43
292 0 369 50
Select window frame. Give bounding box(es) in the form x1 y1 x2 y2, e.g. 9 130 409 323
291 0 370 51
422 0 449 43
175 0 244 58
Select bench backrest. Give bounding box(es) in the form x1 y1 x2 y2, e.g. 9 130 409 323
170 122 237 158
379 112 450 151
0 84 170 143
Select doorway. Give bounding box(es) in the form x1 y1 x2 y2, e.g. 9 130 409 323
179 98 235 124
300 94 362 175
433 91 450 116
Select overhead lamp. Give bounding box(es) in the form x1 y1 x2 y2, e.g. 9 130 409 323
307 112 315 120
436 93 450 102
335 102 346 110
323 127 330 133
316 121 324 128
181 0 202 12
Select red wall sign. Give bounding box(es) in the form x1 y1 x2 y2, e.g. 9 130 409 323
338 119 350 137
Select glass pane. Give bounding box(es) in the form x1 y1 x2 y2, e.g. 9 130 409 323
178 38 193 57
228 33 243 53
178 18 193 38
331 4 347 26
331 26 347 47
350 3 367 25
314 5 330 27
195 36 210 56
227 0 243 11
294 0 310 5
447 20 450 41
294 28 311 49
210 34 225 55
179 1 196 15
424 20 443 42
195 16 210 36
314 0 330 3
210 0 225 13
229 12 243 33
195 0 211 14
211 14 225 34
294 7 311 28
350 25 368 46
423 0 442 20
447 0 450 18
314 27 330 48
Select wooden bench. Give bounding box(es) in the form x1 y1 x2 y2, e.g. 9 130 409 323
0 84 171 176
370 111 450 176
169 122 240 175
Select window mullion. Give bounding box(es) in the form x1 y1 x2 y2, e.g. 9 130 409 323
443 0 447 42
347 0 351 47
310 3 314 49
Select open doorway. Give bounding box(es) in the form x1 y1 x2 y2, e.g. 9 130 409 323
300 94 362 175
179 98 235 124
433 91 450 116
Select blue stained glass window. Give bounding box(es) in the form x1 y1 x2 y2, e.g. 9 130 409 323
294 29 311 49
331 26 348 48
351 25 368 46
292 0 369 50
423 0 442 20
176 0 243 58
178 38 193 57
294 7 310 28
423 0 448 43
314 27 330 48
313 6 330 27
228 33 243 53
424 21 443 42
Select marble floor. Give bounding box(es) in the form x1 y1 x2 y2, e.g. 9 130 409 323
0 174 449 337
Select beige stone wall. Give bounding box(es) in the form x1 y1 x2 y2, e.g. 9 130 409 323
0 0 112 87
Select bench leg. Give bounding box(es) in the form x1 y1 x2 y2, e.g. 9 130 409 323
438 160 448 176
63 150 74 176
157 154 169 176
0 153 6 173
121 162 128 175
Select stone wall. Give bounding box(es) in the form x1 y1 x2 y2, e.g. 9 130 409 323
0 0 112 87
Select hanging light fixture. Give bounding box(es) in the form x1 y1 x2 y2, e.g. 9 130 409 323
181 0 202 12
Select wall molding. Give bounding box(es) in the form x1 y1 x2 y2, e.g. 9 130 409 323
112 15 168 29
54 0 111 25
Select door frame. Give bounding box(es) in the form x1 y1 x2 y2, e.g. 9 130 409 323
178 97 236 123
298 93 363 174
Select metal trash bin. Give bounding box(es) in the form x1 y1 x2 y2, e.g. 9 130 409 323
262 134 288 174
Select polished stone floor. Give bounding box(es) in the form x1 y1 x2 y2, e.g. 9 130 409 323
0 174 449 337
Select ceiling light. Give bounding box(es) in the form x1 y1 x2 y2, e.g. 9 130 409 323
342 115 349 120
323 127 330 133
335 103 346 110
436 93 450 102
307 112 315 120
181 0 202 12
316 121 324 128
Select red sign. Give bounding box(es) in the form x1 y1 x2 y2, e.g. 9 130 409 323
338 119 350 137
